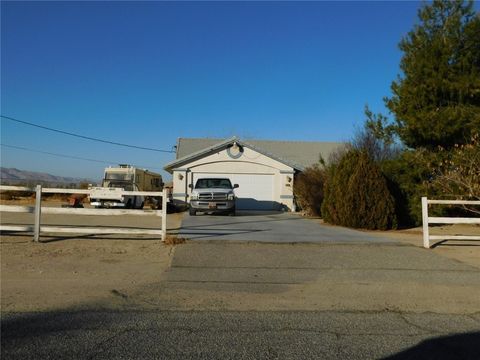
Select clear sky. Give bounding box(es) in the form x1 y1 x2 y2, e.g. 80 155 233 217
1 1 424 181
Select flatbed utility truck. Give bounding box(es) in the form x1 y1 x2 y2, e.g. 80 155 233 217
90 165 163 209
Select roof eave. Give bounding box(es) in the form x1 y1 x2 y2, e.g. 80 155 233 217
164 136 303 173
164 136 238 173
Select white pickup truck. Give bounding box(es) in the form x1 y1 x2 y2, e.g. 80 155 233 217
89 186 130 208
188 178 238 216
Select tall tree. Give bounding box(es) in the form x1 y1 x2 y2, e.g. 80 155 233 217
386 0 480 149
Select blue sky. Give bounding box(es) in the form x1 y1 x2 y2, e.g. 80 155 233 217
1 1 424 181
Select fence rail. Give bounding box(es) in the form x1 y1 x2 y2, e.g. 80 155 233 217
421 197 480 248
0 185 167 242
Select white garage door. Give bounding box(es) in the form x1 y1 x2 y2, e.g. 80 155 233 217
192 173 275 210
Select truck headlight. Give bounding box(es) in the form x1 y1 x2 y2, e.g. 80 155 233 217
228 193 235 200
190 193 198 200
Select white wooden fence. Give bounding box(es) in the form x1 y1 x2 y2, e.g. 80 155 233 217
421 197 480 248
0 185 168 242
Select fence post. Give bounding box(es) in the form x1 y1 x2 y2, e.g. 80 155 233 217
161 189 167 242
421 196 430 248
33 184 42 242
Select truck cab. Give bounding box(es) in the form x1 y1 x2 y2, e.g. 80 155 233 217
189 178 239 216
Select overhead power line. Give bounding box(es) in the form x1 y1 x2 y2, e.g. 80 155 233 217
0 115 176 153
1 143 164 171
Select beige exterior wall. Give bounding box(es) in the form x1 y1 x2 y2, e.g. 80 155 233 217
171 146 296 211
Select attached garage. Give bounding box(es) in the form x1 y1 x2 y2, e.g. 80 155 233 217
164 137 342 211
193 172 275 210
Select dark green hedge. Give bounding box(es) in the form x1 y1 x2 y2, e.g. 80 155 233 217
322 150 398 230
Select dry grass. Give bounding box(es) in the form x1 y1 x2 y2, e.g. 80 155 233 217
163 235 186 245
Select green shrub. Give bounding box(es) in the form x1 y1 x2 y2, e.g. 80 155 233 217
293 165 326 216
381 152 424 227
381 148 451 227
322 150 398 230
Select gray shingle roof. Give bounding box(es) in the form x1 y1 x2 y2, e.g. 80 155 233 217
172 137 344 170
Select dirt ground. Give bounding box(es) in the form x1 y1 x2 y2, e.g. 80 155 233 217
1 197 184 312
1 235 173 312
358 223 480 269
1 198 478 312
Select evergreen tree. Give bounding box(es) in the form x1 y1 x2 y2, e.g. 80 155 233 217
386 0 480 149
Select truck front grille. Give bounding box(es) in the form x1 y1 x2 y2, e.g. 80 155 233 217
198 192 228 200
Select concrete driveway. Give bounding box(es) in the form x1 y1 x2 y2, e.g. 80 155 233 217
179 211 396 243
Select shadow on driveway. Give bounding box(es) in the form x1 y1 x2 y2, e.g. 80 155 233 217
383 331 480 360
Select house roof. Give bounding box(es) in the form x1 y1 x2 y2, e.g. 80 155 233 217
164 137 343 172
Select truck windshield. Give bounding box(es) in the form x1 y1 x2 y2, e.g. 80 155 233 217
195 178 232 189
105 173 131 181
102 180 134 191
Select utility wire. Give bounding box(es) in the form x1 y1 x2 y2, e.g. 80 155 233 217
1 143 165 171
1 115 176 153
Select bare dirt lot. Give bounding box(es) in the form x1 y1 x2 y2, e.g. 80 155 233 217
1 234 173 312
1 197 183 312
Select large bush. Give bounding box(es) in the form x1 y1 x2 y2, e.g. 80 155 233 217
322 150 398 230
380 149 432 227
380 144 479 226
293 165 326 216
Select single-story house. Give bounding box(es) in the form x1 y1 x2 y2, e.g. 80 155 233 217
164 137 343 211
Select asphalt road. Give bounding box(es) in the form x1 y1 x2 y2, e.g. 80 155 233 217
2 310 479 359
180 211 396 242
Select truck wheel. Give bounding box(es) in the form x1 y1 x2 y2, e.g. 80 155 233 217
229 208 236 216
139 201 144 209
189 208 196 216
126 199 132 209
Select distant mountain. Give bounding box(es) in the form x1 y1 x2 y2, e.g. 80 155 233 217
0 167 98 186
